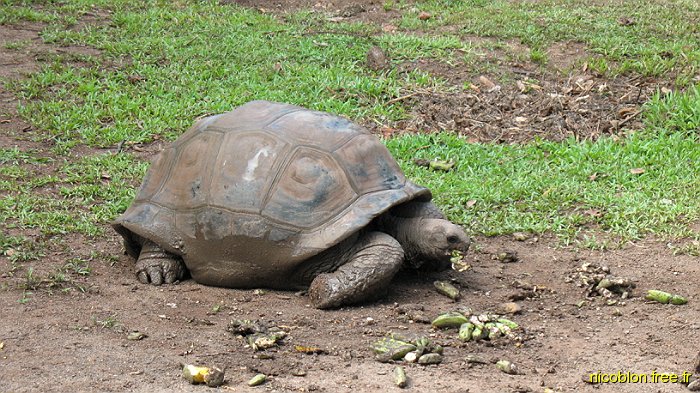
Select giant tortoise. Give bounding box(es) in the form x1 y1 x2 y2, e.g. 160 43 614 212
113 100 469 308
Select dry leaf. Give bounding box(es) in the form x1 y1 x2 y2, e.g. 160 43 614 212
294 345 325 354
629 168 645 175
418 11 431 20
588 173 598 181
380 126 397 138
514 116 528 125
127 75 145 84
466 200 477 208
381 23 397 33
583 209 603 217
617 17 636 26
479 75 496 90
618 107 637 117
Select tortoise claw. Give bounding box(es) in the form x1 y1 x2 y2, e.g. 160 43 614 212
146 266 164 285
137 270 149 284
135 241 186 286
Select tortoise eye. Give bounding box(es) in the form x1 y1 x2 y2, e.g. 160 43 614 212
447 235 460 243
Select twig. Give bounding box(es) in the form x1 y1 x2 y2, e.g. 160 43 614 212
462 117 486 125
617 110 642 128
386 92 419 105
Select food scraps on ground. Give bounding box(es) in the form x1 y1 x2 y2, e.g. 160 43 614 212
450 250 471 272
227 319 288 350
434 280 460 300
645 289 688 305
433 310 523 343
248 373 266 387
182 364 225 387
496 360 519 375
372 335 443 364
565 262 635 302
394 366 407 388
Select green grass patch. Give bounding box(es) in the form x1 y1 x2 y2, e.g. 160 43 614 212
397 0 700 78
0 151 146 236
0 4 58 25
644 84 700 134
387 131 700 244
13 2 461 149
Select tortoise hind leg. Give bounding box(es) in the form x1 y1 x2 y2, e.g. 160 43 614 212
308 232 404 309
136 240 186 285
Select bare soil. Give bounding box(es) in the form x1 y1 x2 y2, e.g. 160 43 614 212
1 3 698 393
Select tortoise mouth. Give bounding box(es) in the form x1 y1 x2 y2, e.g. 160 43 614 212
415 258 451 272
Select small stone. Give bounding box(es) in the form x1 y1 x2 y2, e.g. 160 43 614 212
465 354 489 364
495 251 519 263
204 367 225 387
366 46 389 71
512 232 530 241
498 302 523 315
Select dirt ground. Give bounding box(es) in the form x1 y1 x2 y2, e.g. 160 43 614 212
1 2 699 392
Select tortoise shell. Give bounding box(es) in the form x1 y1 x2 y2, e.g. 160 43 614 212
113 101 431 288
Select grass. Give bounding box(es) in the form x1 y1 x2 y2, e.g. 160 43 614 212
0 0 698 256
0 152 146 236
387 131 699 244
394 0 700 79
13 2 453 148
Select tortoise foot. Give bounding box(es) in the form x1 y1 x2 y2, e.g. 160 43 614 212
136 240 186 285
309 232 404 309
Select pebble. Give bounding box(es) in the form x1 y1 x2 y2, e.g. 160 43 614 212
498 302 523 315
366 46 389 71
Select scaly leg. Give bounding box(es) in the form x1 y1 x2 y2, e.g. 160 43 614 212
308 232 404 309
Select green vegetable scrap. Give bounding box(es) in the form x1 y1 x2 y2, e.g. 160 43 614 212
645 289 687 305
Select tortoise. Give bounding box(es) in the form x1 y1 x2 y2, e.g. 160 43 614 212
113 100 469 309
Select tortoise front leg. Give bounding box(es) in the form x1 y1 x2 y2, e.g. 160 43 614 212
136 240 186 285
308 232 404 309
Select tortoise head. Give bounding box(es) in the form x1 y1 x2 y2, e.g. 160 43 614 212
405 219 470 271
